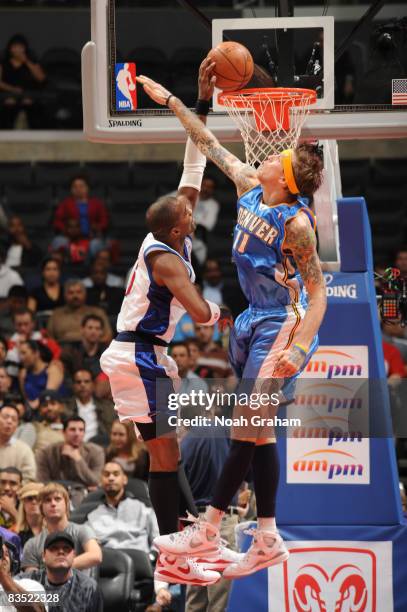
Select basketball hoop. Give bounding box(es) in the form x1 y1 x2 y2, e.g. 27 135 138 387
218 87 317 166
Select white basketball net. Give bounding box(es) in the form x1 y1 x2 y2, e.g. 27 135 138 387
218 88 316 167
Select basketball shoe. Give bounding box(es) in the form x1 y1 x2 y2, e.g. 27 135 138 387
194 539 245 572
155 553 221 585
222 528 289 579
153 513 220 557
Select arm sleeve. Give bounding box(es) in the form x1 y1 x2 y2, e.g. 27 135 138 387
73 447 104 487
35 448 52 483
90 585 104 612
53 201 67 233
19 445 37 483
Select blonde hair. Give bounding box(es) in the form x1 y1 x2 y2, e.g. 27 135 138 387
38 483 70 518
106 420 146 464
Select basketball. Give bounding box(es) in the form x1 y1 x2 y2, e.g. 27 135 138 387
207 41 254 91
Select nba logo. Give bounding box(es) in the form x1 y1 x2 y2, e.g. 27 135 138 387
115 63 137 111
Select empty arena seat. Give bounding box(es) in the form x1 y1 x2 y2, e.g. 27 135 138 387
340 159 371 190
98 548 135 612
34 162 83 188
5 185 53 209
0 163 33 191
131 162 178 187
85 162 131 188
371 159 407 187
110 185 156 207
41 47 81 78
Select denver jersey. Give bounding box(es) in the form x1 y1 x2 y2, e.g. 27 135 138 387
117 232 195 343
232 184 316 313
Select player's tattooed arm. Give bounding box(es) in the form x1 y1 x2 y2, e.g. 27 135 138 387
174 98 258 196
284 213 327 347
149 252 213 323
272 213 326 378
136 75 258 196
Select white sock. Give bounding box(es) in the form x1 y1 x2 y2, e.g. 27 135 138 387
258 517 277 532
205 506 224 528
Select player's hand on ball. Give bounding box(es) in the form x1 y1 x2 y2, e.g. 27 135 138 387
198 57 216 101
272 346 305 378
136 75 172 106
218 306 234 332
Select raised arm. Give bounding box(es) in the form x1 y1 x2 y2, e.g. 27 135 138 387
149 252 218 324
137 75 258 197
273 213 327 378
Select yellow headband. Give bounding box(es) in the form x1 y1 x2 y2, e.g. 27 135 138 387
281 149 300 195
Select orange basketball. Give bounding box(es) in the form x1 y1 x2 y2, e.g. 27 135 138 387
207 41 254 92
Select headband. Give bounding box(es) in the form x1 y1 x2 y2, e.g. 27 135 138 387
281 149 300 195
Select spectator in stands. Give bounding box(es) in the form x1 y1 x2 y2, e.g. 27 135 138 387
0 34 46 129
0 467 22 529
395 246 407 277
13 395 36 448
65 369 114 445
383 339 406 383
47 279 112 344
85 261 123 318
16 482 44 547
61 314 107 380
106 420 149 481
0 403 36 483
18 340 64 407
181 411 242 611
33 390 65 453
21 482 102 572
192 176 220 264
0 544 47 611
6 307 61 379
83 248 124 288
194 323 233 379
53 174 109 242
0 369 12 406
0 286 29 338
21 531 103 612
382 318 407 364
86 461 158 553
0 339 7 368
171 342 208 395
50 218 101 266
4 216 43 269
28 257 65 315
0 246 23 300
202 259 225 306
35 416 104 490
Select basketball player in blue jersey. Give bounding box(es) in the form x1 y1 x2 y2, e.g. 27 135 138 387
138 74 327 578
101 60 241 586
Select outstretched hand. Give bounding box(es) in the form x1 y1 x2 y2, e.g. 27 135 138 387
198 57 216 101
136 75 172 106
272 346 305 378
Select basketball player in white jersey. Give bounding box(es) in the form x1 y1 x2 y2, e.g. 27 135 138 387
101 59 238 586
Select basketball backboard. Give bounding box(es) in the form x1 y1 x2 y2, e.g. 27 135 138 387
82 0 407 144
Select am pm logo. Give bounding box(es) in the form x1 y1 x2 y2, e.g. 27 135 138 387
293 449 364 481
301 347 369 380
267 541 393 612
292 415 362 445
294 382 363 413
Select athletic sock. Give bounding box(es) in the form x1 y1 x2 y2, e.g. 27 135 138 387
148 471 179 535
178 461 198 517
211 440 256 514
252 443 280 519
258 517 277 532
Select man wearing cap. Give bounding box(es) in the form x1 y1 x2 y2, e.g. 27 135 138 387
0 404 36 484
19 532 103 612
33 391 65 453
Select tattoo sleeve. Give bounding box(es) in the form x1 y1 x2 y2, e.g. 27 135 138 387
170 97 257 194
284 214 327 345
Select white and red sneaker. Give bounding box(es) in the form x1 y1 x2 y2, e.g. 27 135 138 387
194 540 245 572
154 553 221 585
222 528 289 579
153 513 220 557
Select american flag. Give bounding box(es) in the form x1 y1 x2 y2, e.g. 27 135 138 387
392 79 407 104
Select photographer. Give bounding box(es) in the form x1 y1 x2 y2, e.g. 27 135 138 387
0 542 45 612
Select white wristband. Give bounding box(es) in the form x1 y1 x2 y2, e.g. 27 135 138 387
178 137 206 191
200 300 221 326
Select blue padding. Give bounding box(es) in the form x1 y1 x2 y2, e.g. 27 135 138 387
338 197 374 273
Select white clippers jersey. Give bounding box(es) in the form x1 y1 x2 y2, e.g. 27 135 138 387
117 233 195 343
